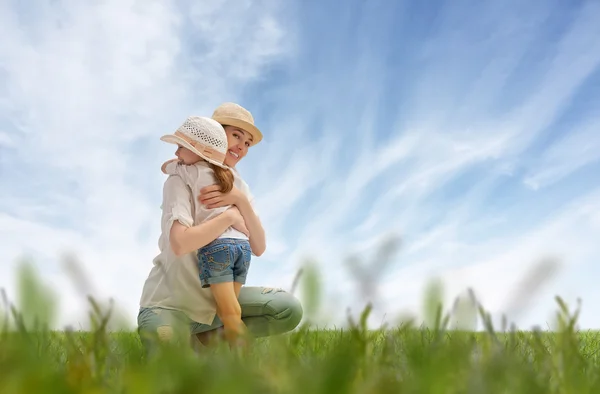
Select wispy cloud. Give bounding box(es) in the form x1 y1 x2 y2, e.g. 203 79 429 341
0 0 292 326
1 0 599 330
524 119 600 190
0 131 14 147
245 0 600 328
376 188 600 329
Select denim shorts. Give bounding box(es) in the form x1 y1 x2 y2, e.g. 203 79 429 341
197 238 251 288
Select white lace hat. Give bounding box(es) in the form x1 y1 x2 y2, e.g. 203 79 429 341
160 116 229 169
211 102 263 146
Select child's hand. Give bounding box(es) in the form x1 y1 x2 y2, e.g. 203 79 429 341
199 185 245 209
227 207 249 237
161 158 179 174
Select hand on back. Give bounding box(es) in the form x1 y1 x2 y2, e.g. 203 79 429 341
226 207 249 237
199 184 245 209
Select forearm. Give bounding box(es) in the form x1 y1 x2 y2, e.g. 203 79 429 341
237 198 266 256
170 212 234 256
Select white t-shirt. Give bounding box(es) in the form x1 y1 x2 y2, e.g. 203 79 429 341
139 175 217 324
164 160 252 241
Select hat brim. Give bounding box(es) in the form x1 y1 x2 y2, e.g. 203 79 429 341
212 116 263 146
160 134 229 169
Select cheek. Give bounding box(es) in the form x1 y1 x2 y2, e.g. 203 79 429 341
226 135 236 148
182 151 199 163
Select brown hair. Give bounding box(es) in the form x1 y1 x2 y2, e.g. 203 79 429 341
208 163 234 193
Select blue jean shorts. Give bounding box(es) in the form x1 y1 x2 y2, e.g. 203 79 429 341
197 238 251 288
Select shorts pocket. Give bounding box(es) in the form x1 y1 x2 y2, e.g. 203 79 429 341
200 245 231 272
240 243 252 269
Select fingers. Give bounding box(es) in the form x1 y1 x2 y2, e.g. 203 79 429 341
235 226 249 237
198 191 222 204
232 223 250 237
200 185 221 195
202 197 224 208
198 190 220 199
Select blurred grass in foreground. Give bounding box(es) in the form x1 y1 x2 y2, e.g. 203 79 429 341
1 254 599 393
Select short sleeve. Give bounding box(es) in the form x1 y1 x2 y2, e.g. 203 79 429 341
162 175 194 228
164 161 180 175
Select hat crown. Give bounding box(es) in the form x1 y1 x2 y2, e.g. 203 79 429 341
212 102 255 125
178 116 228 156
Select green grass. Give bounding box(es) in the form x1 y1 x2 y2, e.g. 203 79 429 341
2 260 600 393
2 298 600 393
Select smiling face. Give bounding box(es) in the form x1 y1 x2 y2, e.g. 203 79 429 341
223 125 254 167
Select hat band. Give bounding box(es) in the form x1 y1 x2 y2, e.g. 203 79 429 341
174 130 226 164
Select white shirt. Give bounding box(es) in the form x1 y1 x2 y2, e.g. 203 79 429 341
139 175 216 324
164 160 252 241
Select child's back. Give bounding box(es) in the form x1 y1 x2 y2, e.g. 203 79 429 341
164 160 252 241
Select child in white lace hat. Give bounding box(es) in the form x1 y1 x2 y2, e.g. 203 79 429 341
159 115 253 343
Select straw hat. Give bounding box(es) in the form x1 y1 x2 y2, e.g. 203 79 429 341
160 116 229 169
211 102 263 146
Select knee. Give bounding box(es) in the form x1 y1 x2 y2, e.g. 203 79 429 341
268 290 303 331
156 325 175 342
137 308 185 349
138 324 175 344
137 324 171 359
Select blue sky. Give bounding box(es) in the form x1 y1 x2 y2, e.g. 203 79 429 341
1 0 599 330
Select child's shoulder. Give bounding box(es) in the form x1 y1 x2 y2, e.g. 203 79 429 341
173 161 210 175
168 162 214 184
191 161 213 172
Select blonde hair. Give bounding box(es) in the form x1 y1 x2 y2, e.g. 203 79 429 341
208 163 234 193
208 121 235 193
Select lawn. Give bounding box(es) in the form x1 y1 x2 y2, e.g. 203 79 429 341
2 299 600 393
2 261 600 393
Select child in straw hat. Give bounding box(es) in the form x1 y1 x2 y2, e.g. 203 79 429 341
160 115 253 344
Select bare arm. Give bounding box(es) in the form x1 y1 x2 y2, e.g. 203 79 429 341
236 196 266 256
169 210 236 256
162 174 248 257
198 185 266 256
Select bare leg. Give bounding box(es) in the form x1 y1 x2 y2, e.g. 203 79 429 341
209 282 245 345
234 282 243 298
196 283 244 347
192 287 303 348
196 327 224 346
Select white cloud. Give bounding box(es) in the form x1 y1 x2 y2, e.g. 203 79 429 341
0 131 14 147
0 0 292 329
524 119 600 190
376 188 600 330
244 1 600 329
1 0 599 333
